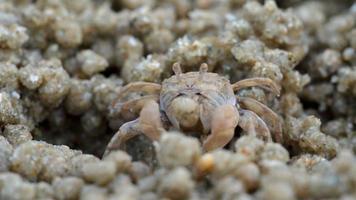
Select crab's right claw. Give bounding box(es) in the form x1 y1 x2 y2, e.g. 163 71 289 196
139 100 164 141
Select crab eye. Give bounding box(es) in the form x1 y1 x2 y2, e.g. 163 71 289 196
199 63 208 73
172 63 182 75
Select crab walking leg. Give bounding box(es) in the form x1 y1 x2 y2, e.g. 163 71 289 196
238 109 272 142
238 97 283 143
104 119 141 156
203 104 239 151
139 100 165 141
114 95 159 118
104 100 164 157
115 82 161 101
232 78 281 96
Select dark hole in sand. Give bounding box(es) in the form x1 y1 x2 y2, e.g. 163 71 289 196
33 109 157 163
33 110 113 158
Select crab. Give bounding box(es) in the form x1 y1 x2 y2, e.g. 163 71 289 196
105 63 282 155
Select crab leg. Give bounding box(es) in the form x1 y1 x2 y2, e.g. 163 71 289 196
104 100 165 156
112 95 159 120
237 97 283 143
203 104 239 152
232 78 280 96
115 82 161 101
104 119 141 156
238 109 272 142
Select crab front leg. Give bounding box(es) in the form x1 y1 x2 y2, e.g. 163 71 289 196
115 82 161 100
104 119 140 156
111 82 161 120
112 95 159 121
237 97 283 143
104 100 165 156
238 109 272 142
203 104 239 152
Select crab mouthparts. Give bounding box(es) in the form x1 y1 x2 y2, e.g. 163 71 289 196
179 87 201 96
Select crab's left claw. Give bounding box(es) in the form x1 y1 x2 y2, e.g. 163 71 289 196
203 104 239 152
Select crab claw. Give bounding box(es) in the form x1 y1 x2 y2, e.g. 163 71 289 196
139 100 164 141
203 104 239 152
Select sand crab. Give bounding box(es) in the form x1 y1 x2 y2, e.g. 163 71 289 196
105 63 282 155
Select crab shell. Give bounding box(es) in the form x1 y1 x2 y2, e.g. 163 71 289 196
160 70 237 134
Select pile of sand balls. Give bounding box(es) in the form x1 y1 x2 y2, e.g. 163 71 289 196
0 0 355 199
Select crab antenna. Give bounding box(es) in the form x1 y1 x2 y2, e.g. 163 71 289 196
173 63 182 79
199 63 208 79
